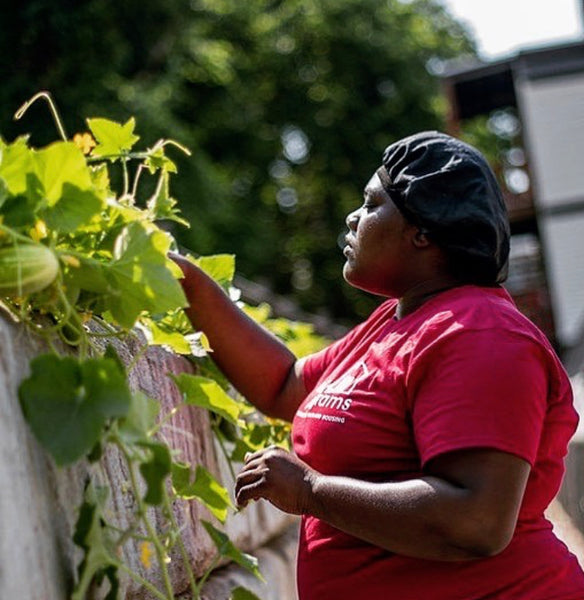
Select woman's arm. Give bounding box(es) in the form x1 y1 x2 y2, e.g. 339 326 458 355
235 446 531 561
171 253 307 421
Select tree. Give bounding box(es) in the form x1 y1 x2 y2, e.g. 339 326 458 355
0 0 476 325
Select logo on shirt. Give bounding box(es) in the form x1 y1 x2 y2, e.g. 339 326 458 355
298 361 372 424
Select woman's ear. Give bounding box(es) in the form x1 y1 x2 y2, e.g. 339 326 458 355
412 228 431 248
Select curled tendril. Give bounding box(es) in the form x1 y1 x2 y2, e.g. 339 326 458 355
14 91 68 142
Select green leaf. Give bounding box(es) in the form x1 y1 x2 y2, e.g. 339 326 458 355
145 147 177 174
82 356 132 418
71 482 119 600
89 162 111 196
106 221 187 329
0 136 36 198
33 141 93 205
230 587 263 600
171 373 244 425
202 520 263 580
0 193 38 228
146 170 189 226
118 391 160 444
41 183 104 233
99 566 121 600
171 462 232 522
103 344 126 376
19 354 131 465
193 254 235 290
241 302 271 324
138 441 171 505
63 255 111 294
0 177 7 208
88 117 140 158
143 317 192 354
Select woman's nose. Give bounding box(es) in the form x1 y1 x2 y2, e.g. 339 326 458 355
346 209 360 231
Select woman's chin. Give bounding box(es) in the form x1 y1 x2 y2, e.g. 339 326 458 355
342 262 360 288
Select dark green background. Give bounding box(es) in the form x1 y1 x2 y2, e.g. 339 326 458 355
0 0 475 326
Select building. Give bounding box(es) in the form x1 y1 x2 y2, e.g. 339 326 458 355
442 41 584 352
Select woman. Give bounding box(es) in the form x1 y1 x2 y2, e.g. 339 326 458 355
173 132 584 599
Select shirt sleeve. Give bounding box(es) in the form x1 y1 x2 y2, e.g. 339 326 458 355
302 322 367 393
408 328 549 467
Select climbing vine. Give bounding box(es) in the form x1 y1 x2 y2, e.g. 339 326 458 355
0 92 325 599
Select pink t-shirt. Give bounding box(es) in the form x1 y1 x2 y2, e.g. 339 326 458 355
293 285 584 600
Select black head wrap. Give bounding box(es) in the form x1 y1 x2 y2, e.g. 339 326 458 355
376 131 510 285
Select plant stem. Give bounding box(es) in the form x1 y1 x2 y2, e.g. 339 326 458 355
212 425 237 482
0 223 42 245
13 91 68 141
86 151 151 163
131 163 146 200
196 552 222 592
122 158 130 198
117 440 175 599
116 561 169 600
150 170 166 208
86 328 128 339
149 403 183 436
110 521 146 546
53 285 90 357
54 247 104 267
163 488 199 598
155 138 192 156
123 340 149 375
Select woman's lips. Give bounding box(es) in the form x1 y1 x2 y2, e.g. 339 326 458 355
343 237 355 258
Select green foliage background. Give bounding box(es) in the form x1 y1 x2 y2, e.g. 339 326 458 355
0 0 476 326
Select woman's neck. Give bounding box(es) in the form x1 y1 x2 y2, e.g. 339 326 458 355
395 276 462 320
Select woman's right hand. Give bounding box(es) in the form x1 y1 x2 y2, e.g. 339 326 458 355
167 251 307 422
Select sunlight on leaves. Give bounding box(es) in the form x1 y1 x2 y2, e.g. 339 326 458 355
107 221 187 328
192 254 235 291
171 373 245 425
34 141 93 205
172 462 233 522
88 117 140 158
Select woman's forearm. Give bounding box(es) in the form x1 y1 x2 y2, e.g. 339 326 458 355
235 447 529 561
306 474 488 561
171 254 304 420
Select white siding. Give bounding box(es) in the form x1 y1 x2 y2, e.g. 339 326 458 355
517 72 584 207
539 211 584 346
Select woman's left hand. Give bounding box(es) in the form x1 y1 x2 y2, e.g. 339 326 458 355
235 445 317 514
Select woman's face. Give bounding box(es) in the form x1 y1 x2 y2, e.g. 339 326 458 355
342 173 417 297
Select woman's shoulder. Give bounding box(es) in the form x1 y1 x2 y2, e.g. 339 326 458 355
427 285 538 329
413 285 555 353
407 286 573 405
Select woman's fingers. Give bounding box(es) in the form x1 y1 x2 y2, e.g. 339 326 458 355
234 445 317 515
244 445 279 464
235 478 266 508
235 464 270 508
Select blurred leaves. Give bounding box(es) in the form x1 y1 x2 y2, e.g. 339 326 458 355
1 0 476 324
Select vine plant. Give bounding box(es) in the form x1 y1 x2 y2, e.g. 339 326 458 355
0 92 324 599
